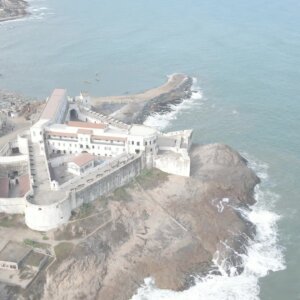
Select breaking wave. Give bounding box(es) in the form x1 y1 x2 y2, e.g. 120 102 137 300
143 77 203 130
131 155 285 300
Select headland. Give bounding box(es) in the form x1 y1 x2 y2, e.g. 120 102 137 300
0 76 260 299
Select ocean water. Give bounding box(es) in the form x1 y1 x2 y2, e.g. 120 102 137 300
1 0 300 299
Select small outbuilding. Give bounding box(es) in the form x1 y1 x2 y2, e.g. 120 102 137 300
68 153 95 176
0 241 32 271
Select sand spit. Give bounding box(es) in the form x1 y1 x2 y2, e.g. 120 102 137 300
92 74 193 124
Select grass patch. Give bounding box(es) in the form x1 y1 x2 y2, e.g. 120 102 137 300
113 186 132 202
74 203 94 219
54 242 74 262
42 236 49 240
136 168 169 189
0 214 24 228
23 239 50 250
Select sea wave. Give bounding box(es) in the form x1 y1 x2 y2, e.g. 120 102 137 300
143 77 203 130
131 151 285 299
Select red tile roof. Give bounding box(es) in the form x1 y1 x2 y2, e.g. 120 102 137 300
40 89 66 120
67 121 107 129
77 129 93 135
70 153 95 167
18 174 30 197
47 131 77 138
92 135 126 142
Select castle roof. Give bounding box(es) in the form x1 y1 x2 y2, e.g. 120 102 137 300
70 153 95 167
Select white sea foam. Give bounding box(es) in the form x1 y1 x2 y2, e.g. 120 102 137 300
131 156 285 300
143 77 203 130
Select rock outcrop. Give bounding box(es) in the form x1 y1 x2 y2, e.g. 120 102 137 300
0 0 28 22
38 143 259 300
92 74 193 124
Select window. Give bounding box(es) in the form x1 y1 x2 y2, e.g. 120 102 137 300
145 141 147 146
137 142 140 146
132 141 134 145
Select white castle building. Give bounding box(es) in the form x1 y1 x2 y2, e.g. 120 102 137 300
0 89 193 231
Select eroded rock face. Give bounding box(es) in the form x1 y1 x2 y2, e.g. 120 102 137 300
37 144 259 300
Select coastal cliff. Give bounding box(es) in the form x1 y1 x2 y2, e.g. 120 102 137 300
0 0 28 22
19 143 259 300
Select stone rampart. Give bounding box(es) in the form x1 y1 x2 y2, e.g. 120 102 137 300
24 154 143 231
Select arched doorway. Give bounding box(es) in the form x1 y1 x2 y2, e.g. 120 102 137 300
69 109 79 121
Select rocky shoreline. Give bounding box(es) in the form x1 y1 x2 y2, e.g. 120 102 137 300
92 73 193 124
0 76 261 300
0 0 29 23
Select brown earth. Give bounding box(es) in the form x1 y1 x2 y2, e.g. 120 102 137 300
17 143 260 300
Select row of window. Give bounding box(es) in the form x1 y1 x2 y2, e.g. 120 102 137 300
48 141 125 151
48 136 124 144
52 149 116 157
130 139 156 146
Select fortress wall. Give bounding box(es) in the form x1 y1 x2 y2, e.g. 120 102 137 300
24 194 72 231
154 154 190 177
24 155 143 231
74 155 143 208
17 135 29 155
0 197 26 214
0 156 28 177
0 137 32 214
49 154 73 168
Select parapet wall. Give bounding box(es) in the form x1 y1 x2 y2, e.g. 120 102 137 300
0 136 33 214
0 197 26 214
154 152 190 177
24 155 143 231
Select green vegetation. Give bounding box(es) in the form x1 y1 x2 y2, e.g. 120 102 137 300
113 186 132 202
75 203 94 219
0 214 24 228
136 168 169 189
54 242 74 262
23 239 50 250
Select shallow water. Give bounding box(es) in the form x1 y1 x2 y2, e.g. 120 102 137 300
0 0 299 298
